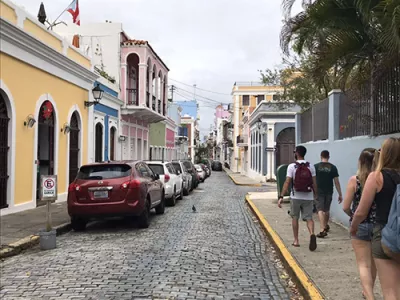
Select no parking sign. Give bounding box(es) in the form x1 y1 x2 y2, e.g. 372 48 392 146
40 175 58 201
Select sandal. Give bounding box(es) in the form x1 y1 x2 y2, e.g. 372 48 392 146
317 231 327 238
325 225 330 233
292 243 300 247
309 234 317 251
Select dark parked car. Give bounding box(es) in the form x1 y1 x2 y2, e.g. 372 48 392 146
212 161 223 171
67 161 165 230
181 159 199 190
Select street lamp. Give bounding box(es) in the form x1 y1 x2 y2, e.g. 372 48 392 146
84 84 104 107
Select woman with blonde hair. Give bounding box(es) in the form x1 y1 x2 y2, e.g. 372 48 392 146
343 148 377 300
351 137 400 300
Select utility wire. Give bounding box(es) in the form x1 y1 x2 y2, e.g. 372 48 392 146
175 87 230 105
169 78 232 96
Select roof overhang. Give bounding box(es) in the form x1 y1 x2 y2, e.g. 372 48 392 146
121 106 166 123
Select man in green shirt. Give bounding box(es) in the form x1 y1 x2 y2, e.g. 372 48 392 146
314 150 343 238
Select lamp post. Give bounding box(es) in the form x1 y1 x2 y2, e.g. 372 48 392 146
84 84 104 107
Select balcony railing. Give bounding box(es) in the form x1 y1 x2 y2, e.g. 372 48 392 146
158 100 161 114
126 89 138 106
146 92 150 108
152 95 156 111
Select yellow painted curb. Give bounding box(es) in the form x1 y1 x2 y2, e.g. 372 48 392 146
245 195 324 300
226 172 262 187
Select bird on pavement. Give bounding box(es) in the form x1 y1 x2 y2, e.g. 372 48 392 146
192 205 196 213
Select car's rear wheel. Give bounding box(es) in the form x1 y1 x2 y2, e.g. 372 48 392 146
155 191 165 215
138 198 151 228
71 217 87 231
167 188 177 206
183 185 189 196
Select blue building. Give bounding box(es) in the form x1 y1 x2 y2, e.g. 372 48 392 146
90 79 123 162
174 100 198 119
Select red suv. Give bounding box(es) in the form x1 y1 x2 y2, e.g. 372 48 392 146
67 161 165 230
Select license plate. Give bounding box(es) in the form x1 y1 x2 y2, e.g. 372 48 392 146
93 190 108 199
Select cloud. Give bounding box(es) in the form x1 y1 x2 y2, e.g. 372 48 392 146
16 0 285 137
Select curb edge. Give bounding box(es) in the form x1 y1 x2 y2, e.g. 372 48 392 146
245 194 325 300
225 170 262 187
0 222 71 259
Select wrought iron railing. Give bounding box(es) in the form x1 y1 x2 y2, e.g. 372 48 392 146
126 89 138 106
146 92 150 108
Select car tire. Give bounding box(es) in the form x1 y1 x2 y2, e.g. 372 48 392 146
71 217 87 232
167 188 177 206
155 191 165 215
138 198 151 229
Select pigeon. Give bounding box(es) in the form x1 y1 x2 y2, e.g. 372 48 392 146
192 205 196 213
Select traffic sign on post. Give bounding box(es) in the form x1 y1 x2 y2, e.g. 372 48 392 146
40 175 58 201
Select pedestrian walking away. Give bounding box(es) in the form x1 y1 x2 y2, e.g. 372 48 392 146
278 145 318 251
314 150 343 238
343 148 378 300
350 138 400 300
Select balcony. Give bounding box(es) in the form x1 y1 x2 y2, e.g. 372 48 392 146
152 95 156 111
126 89 138 106
158 100 161 114
236 135 248 148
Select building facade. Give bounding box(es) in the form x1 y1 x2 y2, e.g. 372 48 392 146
0 0 97 215
247 102 300 181
231 82 284 173
56 22 169 162
180 115 199 162
91 78 122 163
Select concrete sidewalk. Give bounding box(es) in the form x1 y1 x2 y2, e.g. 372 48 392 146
0 202 70 258
246 192 383 300
224 168 262 186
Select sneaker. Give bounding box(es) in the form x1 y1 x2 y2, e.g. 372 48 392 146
317 231 327 238
309 234 317 251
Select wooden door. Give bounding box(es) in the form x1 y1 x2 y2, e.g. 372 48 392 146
276 127 295 168
0 94 9 209
69 112 80 184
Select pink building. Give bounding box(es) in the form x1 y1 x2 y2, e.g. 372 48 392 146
120 37 169 160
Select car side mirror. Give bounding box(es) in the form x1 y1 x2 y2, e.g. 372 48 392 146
154 174 160 180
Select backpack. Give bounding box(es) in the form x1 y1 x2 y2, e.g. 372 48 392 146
293 162 314 193
381 173 400 263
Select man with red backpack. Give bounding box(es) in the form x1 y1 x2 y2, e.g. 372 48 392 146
278 146 318 251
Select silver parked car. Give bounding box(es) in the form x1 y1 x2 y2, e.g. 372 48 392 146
172 161 192 195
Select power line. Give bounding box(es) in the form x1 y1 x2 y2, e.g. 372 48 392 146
175 87 230 105
169 78 232 96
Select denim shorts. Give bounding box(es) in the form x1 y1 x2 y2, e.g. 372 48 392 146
351 222 374 241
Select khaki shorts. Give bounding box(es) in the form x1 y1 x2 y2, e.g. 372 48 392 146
290 199 314 220
372 224 391 260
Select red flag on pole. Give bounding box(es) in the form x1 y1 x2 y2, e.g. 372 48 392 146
66 0 80 25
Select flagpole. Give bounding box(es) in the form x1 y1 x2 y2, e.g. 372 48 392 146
47 0 75 30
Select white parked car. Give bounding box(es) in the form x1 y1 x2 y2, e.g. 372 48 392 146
172 161 192 196
146 161 183 206
194 164 206 182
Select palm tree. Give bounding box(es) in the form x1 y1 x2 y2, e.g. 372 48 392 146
281 0 399 85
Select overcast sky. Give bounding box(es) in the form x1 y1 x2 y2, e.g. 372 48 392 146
16 0 300 138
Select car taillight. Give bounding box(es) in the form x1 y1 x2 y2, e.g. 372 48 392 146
68 183 80 192
164 174 170 183
121 180 141 190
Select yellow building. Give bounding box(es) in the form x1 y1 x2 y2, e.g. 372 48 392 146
0 0 97 215
231 82 284 173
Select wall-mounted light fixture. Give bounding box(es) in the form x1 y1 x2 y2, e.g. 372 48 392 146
84 83 104 107
256 118 262 130
61 123 71 134
24 115 36 128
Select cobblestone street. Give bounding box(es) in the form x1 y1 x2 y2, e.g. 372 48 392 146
0 172 297 300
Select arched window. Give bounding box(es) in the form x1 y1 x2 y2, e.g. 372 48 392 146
95 123 103 162
69 112 80 184
0 92 10 209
